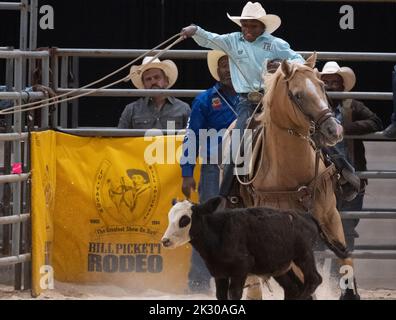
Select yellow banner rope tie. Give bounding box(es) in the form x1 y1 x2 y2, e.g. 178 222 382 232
0 33 183 115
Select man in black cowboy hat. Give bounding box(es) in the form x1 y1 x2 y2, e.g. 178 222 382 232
320 61 383 251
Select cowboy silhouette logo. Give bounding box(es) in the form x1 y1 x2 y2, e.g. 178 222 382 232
94 160 159 226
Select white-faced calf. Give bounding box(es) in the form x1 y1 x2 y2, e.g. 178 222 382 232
162 196 323 300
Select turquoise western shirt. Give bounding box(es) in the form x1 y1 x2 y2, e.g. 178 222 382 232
193 26 305 93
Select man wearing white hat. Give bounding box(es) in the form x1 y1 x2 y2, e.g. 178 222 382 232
118 56 190 129
320 61 382 253
180 50 238 293
181 1 305 198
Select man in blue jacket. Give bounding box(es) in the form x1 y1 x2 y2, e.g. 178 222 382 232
180 50 238 293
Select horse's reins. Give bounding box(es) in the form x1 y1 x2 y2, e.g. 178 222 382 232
285 79 334 213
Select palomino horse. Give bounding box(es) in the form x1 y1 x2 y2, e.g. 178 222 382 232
226 53 359 300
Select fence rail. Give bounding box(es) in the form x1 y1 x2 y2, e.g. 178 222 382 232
55 88 393 100
315 250 396 260
53 48 396 62
0 173 30 184
341 211 396 219
57 128 396 143
0 91 46 100
0 213 30 225
357 171 396 179
0 132 28 141
0 50 49 58
0 2 23 11
0 254 31 266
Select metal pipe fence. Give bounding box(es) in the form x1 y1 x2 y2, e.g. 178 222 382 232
0 0 39 291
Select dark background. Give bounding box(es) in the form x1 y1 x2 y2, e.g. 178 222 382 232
0 0 395 127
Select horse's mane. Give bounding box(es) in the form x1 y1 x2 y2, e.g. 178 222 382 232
255 66 287 124
255 62 312 124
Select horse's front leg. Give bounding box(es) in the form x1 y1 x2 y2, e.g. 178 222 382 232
323 206 360 300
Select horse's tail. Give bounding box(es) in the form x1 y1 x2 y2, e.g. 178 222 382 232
303 213 350 259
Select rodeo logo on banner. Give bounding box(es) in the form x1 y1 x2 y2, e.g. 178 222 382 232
90 160 162 273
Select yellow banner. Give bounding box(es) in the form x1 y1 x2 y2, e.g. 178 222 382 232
31 131 199 295
31 131 57 297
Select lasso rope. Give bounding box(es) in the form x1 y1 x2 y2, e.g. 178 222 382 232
0 33 184 115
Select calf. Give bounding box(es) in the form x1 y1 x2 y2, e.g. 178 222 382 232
161 196 322 300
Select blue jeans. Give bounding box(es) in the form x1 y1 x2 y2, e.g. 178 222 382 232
188 164 220 291
219 97 255 196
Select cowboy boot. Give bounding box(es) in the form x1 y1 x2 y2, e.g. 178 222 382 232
339 168 361 201
323 147 360 201
383 65 396 138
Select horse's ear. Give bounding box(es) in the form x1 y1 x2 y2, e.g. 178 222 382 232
305 52 317 69
281 60 292 79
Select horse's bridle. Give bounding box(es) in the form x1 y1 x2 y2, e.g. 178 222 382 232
286 84 334 132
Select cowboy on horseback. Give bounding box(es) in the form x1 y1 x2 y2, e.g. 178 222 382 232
181 1 361 204
181 1 361 300
181 2 305 199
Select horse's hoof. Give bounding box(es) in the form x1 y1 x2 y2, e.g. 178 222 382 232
339 289 361 300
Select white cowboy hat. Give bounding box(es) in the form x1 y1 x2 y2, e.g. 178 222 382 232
207 50 227 81
227 2 281 34
320 61 356 92
129 56 178 89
